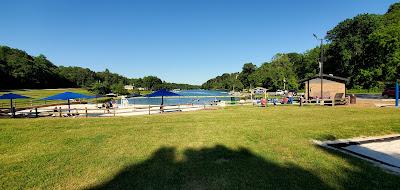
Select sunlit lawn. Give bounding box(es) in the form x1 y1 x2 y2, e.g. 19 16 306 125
0 88 92 108
1 106 400 189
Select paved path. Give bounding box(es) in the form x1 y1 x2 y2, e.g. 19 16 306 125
344 139 400 168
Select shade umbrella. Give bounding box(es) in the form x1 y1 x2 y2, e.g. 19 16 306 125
0 93 30 117
42 92 94 113
145 89 181 106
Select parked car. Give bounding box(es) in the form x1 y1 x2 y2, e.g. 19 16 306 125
382 87 396 98
275 90 284 96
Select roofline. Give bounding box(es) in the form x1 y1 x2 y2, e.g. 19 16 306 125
299 74 349 83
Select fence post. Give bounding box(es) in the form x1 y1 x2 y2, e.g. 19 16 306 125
148 105 151 115
35 107 38 118
300 97 303 107
113 107 116 117
59 107 62 117
85 107 88 117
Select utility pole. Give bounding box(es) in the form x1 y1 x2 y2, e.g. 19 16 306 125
283 77 286 92
314 34 324 99
233 74 239 92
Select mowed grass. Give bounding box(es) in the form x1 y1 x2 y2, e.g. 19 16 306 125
1 106 400 189
0 88 92 108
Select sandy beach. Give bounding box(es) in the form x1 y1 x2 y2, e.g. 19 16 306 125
16 103 208 117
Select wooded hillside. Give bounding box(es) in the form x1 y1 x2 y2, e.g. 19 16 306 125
202 3 400 91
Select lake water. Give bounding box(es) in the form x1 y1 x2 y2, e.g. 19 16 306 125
125 89 238 105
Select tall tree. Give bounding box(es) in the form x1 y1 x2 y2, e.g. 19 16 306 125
249 54 298 91
325 13 383 88
142 76 163 90
238 63 257 89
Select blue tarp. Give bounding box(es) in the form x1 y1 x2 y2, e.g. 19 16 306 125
42 92 94 100
0 93 30 99
146 89 181 97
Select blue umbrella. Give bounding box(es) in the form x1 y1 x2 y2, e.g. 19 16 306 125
0 93 30 117
146 89 181 105
42 92 94 113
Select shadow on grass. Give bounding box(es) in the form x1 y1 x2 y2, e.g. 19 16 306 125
88 145 332 190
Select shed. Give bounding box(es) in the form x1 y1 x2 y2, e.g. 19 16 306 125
300 74 349 100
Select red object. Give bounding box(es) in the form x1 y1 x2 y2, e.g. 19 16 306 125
282 97 288 104
261 98 267 106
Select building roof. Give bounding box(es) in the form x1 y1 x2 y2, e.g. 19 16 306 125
299 74 349 83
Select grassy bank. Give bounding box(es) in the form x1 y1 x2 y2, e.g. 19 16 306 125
1 106 400 189
347 89 382 94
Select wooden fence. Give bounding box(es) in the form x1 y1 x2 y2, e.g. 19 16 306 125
10 104 206 118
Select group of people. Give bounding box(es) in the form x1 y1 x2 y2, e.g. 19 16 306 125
257 91 296 107
100 101 115 113
101 101 113 109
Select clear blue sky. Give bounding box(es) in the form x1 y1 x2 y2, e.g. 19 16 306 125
1 0 397 85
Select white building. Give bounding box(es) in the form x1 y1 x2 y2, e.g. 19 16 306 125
124 85 134 90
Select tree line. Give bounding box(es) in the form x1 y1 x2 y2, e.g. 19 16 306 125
202 2 400 91
0 46 199 94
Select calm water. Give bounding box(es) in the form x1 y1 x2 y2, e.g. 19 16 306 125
125 90 237 105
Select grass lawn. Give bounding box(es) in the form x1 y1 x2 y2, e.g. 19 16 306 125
1 106 400 189
0 88 93 108
347 89 382 94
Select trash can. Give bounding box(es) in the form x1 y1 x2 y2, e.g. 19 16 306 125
350 94 356 104
230 97 236 104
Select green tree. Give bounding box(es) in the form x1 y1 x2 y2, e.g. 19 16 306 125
365 3 400 87
142 76 163 90
56 66 98 87
325 13 383 88
90 82 111 95
238 63 257 89
202 73 243 90
130 78 144 88
111 82 129 95
286 51 319 81
0 46 73 89
249 54 298 91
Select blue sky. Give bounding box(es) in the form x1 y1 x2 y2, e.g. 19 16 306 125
1 0 397 85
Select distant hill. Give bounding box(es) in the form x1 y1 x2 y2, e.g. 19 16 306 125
0 46 199 93
0 46 73 89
